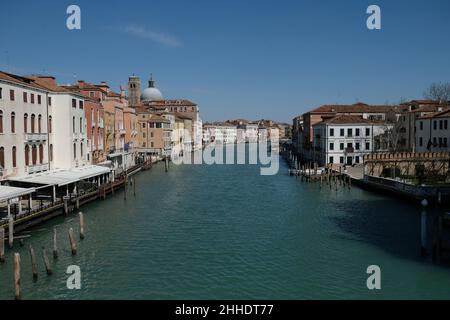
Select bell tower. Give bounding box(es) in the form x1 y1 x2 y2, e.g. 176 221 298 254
128 75 141 107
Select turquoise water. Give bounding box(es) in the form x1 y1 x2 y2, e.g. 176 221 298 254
0 148 450 299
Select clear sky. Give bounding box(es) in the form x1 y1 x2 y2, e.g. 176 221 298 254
1 0 449 122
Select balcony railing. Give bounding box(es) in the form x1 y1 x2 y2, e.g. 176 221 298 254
25 133 47 142
27 163 49 174
345 147 355 154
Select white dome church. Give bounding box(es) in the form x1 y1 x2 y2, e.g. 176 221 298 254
141 76 163 101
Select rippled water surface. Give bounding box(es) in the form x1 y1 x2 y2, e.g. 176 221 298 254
1 148 450 299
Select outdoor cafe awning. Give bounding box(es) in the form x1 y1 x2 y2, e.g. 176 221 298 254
0 185 35 202
8 165 111 187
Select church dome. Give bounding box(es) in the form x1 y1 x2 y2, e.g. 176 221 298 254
141 77 163 101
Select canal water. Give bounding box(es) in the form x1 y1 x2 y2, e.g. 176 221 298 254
1 146 450 299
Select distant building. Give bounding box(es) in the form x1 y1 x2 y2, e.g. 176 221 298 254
416 109 450 152
312 115 393 166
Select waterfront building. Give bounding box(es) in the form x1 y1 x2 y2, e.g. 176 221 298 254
62 80 106 164
128 75 203 151
0 71 50 180
394 100 446 152
416 108 450 152
136 109 172 157
293 103 400 162
312 115 393 166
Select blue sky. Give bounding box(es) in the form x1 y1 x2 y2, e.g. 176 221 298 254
1 0 449 122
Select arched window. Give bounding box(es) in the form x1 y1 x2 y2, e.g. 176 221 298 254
38 115 42 133
0 147 4 168
48 116 52 133
24 113 28 133
49 144 53 162
73 116 76 133
80 117 83 133
80 142 83 157
39 144 43 164
73 143 76 159
31 114 36 133
25 145 30 166
0 110 3 133
11 112 15 133
12 146 16 167
32 145 37 165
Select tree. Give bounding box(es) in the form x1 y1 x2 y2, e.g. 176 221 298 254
424 82 450 104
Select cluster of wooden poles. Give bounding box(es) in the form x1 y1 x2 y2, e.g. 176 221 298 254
296 165 353 191
0 212 86 300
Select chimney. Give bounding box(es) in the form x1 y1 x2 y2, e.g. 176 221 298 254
78 80 85 88
120 85 125 98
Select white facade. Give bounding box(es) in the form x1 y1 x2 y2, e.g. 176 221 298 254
50 93 88 169
313 121 392 166
416 112 450 152
0 78 50 180
245 123 259 143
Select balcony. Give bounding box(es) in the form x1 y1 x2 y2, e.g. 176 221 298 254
25 133 47 142
345 147 355 154
27 163 49 174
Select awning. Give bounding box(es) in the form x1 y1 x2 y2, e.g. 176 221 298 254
8 165 111 187
0 185 35 202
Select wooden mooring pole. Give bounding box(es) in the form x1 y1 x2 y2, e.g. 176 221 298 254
42 248 52 275
79 212 85 240
165 156 169 173
420 209 427 256
133 176 136 197
14 253 21 300
53 227 58 259
0 228 5 263
29 245 38 280
68 228 77 255
8 215 14 249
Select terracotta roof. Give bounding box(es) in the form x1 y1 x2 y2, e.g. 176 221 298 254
313 115 387 125
309 103 398 114
173 112 193 120
419 108 450 119
145 99 197 107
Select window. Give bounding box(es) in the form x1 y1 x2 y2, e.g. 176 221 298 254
79 101 83 109
347 142 353 148
355 143 360 150
38 115 42 133
347 128 353 137
329 143 334 150
356 128 360 137
151 142 154 148
439 137 443 147
419 121 423 130
32 145 37 165
12 146 17 167
73 143 77 159
48 97 52 106
23 92 28 103
0 110 2 133
433 121 437 130
48 116 52 133
143 132 146 138
10 89 14 101
0 147 4 168
11 112 15 133
444 120 448 130
329 156 334 163
419 137 423 147
80 143 83 157
73 116 76 133
365 142 370 150
444 138 448 147
329 128 334 137
24 114 28 133
339 156 344 164
150 132 154 138
355 156 360 164
0 87 2 99
39 144 43 164
80 118 83 133
31 93 35 104
72 99 76 108
25 145 30 166
340 143 344 150
37 95 42 104
50 144 53 162
365 128 370 136
31 114 36 133
340 128 344 136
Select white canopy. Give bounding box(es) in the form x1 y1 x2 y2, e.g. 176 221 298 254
0 185 35 202
8 165 111 187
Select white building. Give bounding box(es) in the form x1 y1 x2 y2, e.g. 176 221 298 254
312 115 392 166
416 109 450 152
244 123 259 143
0 72 50 180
